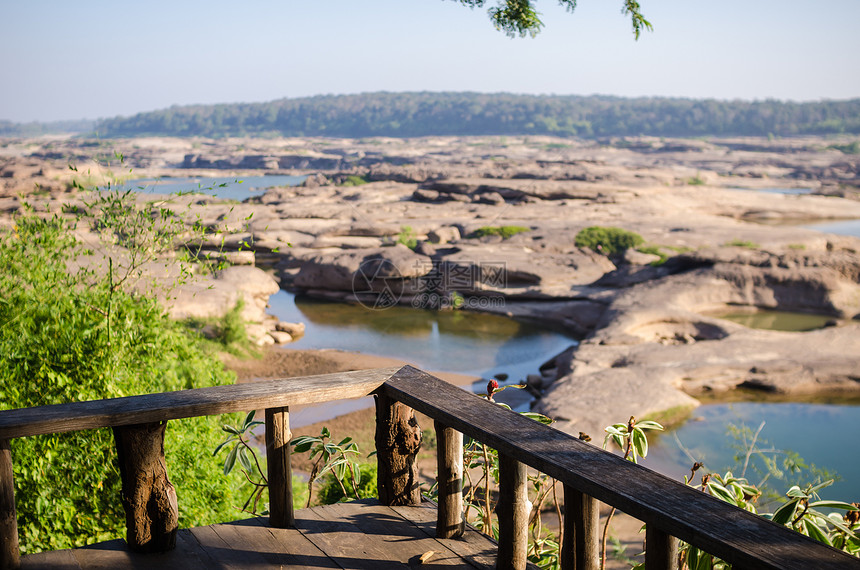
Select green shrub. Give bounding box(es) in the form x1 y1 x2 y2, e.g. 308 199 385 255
338 175 368 186
469 225 530 240
396 225 418 250
725 239 759 249
575 226 644 255
0 213 243 553
316 463 378 505
687 172 706 185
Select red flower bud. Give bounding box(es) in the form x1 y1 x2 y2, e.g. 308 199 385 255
487 379 499 400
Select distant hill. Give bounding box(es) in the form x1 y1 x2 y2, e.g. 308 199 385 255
6 93 860 139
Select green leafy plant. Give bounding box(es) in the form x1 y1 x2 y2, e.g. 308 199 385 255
291 427 364 507
214 411 269 515
601 417 664 569
575 226 644 256
469 225 530 240
396 225 418 250
338 174 368 186
0 211 243 553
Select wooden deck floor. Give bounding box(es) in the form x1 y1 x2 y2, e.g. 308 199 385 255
20 500 504 569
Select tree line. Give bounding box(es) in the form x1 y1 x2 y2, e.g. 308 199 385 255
4 93 859 139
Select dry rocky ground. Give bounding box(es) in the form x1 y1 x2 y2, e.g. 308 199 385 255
3 133 858 437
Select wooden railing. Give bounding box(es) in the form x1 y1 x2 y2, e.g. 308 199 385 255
1 366 858 569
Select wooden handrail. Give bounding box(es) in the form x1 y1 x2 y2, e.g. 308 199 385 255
381 365 860 570
0 367 399 440
1 365 858 570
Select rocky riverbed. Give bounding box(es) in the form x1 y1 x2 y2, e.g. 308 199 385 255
2 134 859 438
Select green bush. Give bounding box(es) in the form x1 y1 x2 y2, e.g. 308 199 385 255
338 175 368 186
316 463 378 505
469 225 530 240
0 214 243 553
396 225 418 250
575 226 644 255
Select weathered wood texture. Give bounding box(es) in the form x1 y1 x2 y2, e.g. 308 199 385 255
561 485 599 570
112 422 178 553
496 454 529 570
21 500 510 570
265 406 294 528
383 366 860 570
1 439 19 570
0 367 398 440
646 525 679 570
374 392 422 506
435 422 465 539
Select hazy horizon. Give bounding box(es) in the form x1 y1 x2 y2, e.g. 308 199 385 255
2 0 859 123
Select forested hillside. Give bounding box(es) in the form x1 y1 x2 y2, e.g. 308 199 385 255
92 92 860 139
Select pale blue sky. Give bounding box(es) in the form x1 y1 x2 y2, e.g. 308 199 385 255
1 0 858 122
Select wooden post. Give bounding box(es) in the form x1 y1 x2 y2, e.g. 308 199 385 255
1 439 19 570
374 392 422 505
435 421 464 539
112 422 178 553
561 485 599 570
496 454 528 570
266 406 294 528
646 525 679 570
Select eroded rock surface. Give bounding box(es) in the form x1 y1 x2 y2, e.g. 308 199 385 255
3 134 859 437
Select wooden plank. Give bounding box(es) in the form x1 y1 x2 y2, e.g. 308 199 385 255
389 502 499 570
383 366 860 570
0 439 19 570
496 454 528 570
20 549 79 570
265 406 294 528
310 501 471 568
435 422 464 539
0 367 398 440
296 502 413 569
189 523 276 570
221 517 338 569
68 531 210 570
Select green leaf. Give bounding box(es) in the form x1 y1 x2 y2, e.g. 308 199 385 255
321 426 330 438
706 481 735 504
237 446 254 473
222 424 240 435
223 444 238 475
632 427 648 459
243 410 256 429
635 420 663 431
771 498 800 525
337 437 353 446
212 438 232 456
809 500 858 510
803 519 832 546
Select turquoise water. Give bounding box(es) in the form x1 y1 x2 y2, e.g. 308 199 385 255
646 400 860 505
107 174 306 201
